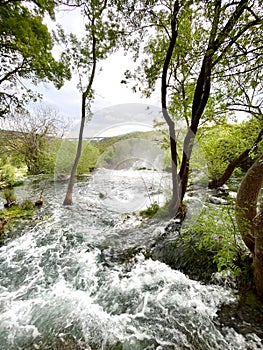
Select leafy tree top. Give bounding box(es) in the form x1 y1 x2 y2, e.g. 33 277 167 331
0 0 71 117
120 0 263 125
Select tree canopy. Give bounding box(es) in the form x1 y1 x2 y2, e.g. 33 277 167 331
0 0 71 117
120 0 263 215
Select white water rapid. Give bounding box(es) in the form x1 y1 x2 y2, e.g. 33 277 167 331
0 169 262 350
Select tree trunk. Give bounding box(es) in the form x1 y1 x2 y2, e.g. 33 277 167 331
178 0 248 207
179 128 196 202
236 153 263 253
161 1 180 217
209 149 250 189
236 153 263 300
63 94 86 205
167 121 181 217
63 26 97 205
253 210 263 300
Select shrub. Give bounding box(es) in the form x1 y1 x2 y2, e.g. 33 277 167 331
140 202 160 218
0 162 16 185
3 187 16 205
20 198 35 211
182 205 246 277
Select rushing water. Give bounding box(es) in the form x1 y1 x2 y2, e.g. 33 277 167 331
0 169 262 350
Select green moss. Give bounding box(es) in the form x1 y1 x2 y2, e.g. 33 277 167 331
0 205 34 237
3 205 34 220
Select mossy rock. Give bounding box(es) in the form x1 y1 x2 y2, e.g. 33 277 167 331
140 202 169 219
3 205 34 220
140 202 160 218
0 205 34 240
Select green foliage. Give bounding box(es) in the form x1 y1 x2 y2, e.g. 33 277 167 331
0 137 58 177
55 140 100 176
183 205 246 277
0 162 17 187
140 202 160 218
3 188 16 204
199 119 263 180
77 142 100 174
0 0 70 116
20 198 35 211
26 138 58 175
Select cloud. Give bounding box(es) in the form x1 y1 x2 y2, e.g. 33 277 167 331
36 8 162 136
64 103 163 138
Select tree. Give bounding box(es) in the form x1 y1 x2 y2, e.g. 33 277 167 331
208 56 263 188
62 0 123 205
236 153 263 300
123 0 263 217
198 119 263 188
0 0 71 117
208 125 263 188
0 104 65 174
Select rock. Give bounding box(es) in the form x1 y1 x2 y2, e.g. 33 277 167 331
208 196 229 205
163 218 181 236
229 191 237 199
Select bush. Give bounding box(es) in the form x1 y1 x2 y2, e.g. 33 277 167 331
3 187 16 205
0 162 16 185
20 198 35 211
182 205 246 277
140 202 160 218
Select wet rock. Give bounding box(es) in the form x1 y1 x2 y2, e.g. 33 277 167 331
216 184 230 197
162 218 181 236
229 191 237 199
216 293 263 341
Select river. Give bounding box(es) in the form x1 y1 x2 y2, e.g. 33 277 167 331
0 168 262 349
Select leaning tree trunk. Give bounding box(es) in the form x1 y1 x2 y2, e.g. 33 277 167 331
209 128 263 189
209 149 250 189
236 153 263 299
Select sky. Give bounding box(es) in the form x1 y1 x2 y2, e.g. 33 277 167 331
38 7 162 138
